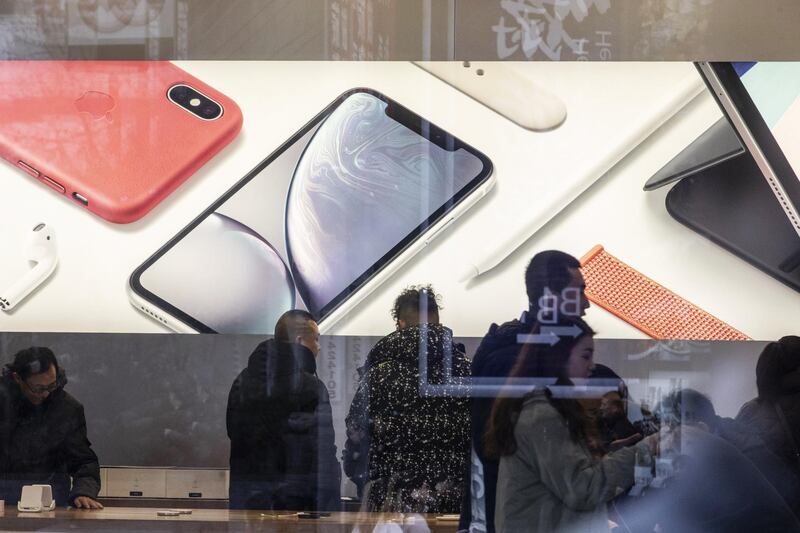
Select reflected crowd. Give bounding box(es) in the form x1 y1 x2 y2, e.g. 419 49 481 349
2 250 800 532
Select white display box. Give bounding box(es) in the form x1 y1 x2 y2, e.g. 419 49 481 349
105 467 167 498
165 469 227 499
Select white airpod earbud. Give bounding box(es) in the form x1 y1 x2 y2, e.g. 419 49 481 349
0 223 58 312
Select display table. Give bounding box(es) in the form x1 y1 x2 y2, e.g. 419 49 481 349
0 507 459 531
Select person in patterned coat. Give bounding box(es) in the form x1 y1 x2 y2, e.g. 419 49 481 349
343 285 471 513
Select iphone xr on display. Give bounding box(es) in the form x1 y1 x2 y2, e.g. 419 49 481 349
129 89 494 334
0 61 243 223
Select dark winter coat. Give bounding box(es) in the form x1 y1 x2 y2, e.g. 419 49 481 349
712 415 800 514
226 339 341 511
0 371 100 506
616 426 800 533
344 324 471 513
462 314 531 533
737 369 800 515
737 373 800 467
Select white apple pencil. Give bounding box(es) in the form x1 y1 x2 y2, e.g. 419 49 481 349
457 68 706 282
457 209 555 281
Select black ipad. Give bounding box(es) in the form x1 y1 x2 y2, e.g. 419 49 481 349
696 62 800 237
666 152 800 294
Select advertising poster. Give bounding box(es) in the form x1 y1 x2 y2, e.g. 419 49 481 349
1 61 798 341
1 3 800 528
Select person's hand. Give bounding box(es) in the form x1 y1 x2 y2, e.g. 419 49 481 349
656 424 681 456
609 432 643 451
657 422 710 456
642 431 663 456
72 496 104 509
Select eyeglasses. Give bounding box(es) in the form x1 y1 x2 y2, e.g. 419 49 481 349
22 379 58 395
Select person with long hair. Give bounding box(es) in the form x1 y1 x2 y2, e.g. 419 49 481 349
464 250 590 533
484 318 657 533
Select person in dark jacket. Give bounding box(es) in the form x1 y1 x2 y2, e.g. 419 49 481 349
0 347 102 509
670 389 800 514
589 366 642 452
344 285 471 513
226 310 341 511
462 250 589 533
614 389 800 533
737 336 800 514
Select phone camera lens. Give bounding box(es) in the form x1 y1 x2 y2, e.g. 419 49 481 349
201 104 220 119
168 84 222 120
170 86 189 101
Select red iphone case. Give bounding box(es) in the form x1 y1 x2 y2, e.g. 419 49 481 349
0 61 243 223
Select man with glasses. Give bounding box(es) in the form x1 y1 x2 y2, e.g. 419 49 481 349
0 346 102 509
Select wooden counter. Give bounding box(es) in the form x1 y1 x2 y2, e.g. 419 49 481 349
0 507 461 531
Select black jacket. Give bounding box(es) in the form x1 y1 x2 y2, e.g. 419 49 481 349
618 427 800 533
462 314 531 533
226 339 341 511
737 371 800 469
344 324 470 513
713 415 800 514
0 371 100 505
737 369 800 515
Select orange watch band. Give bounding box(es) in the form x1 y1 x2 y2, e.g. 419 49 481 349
580 245 750 340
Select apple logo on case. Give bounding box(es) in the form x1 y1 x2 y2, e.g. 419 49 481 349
74 91 115 121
